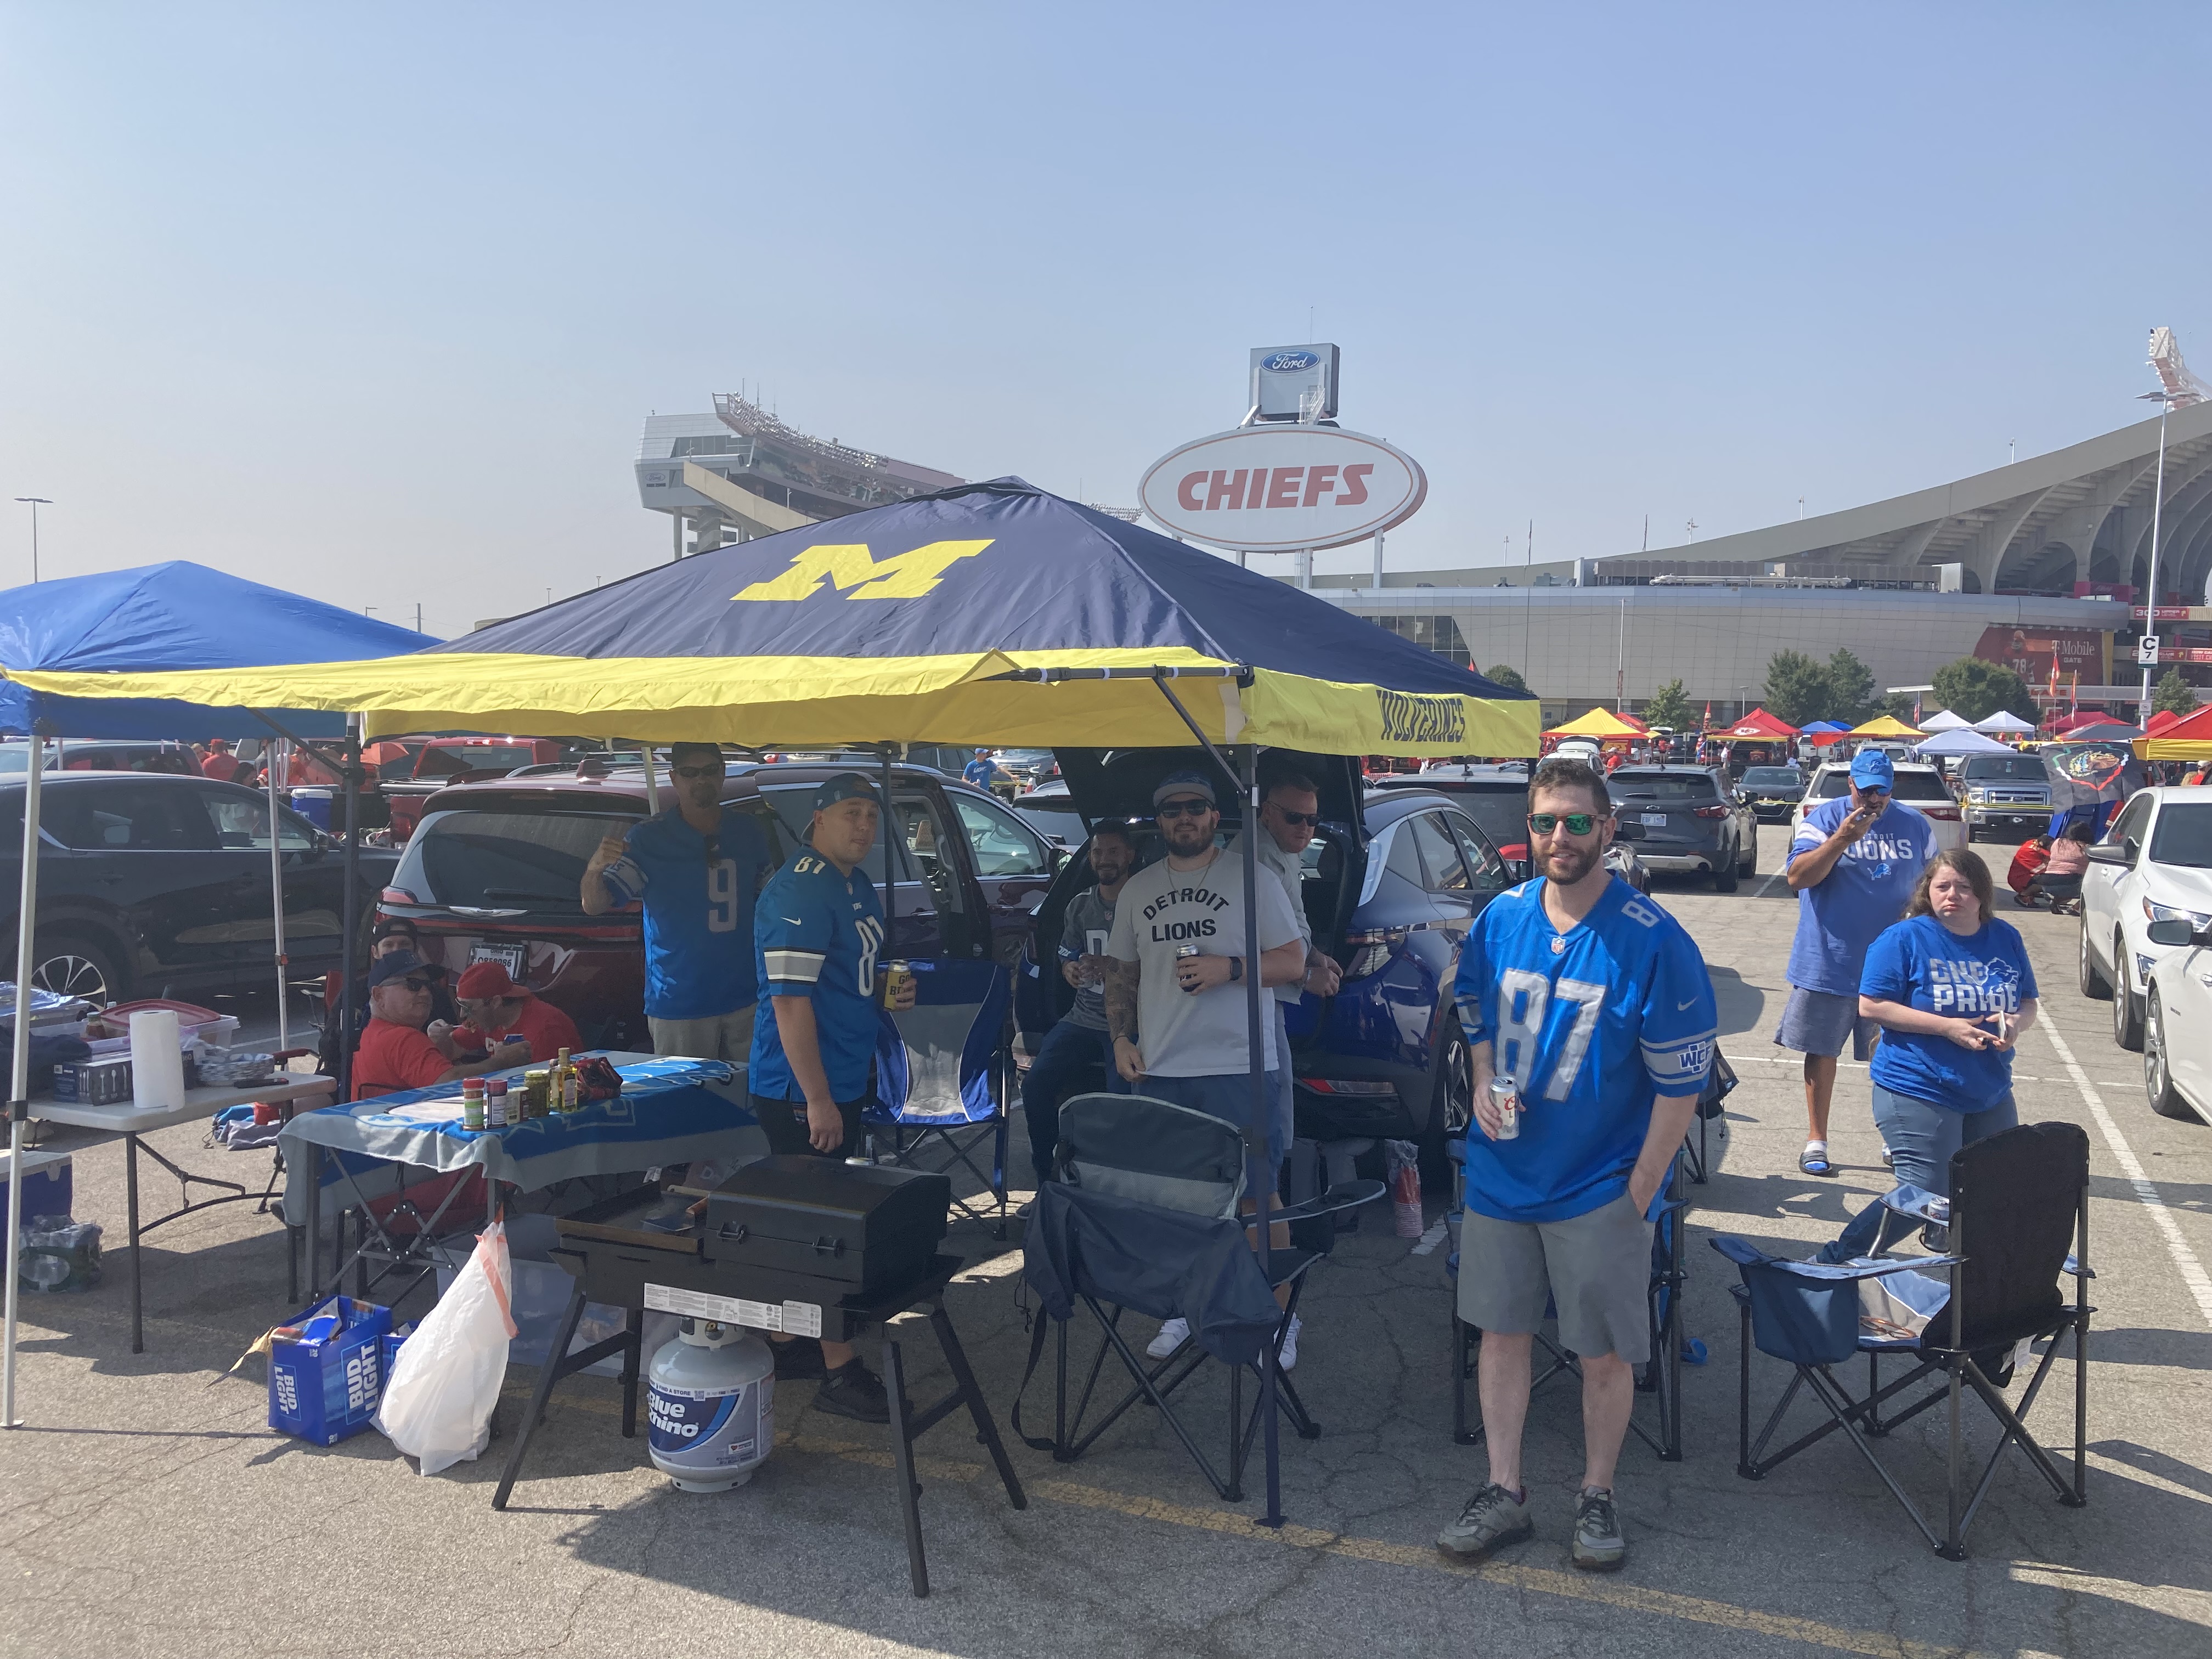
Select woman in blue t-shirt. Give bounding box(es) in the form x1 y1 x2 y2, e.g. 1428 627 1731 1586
1858 849 2039 1244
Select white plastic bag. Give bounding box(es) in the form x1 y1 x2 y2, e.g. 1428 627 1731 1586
374 1222 517 1475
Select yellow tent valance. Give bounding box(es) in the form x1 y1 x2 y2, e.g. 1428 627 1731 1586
1849 715 1924 738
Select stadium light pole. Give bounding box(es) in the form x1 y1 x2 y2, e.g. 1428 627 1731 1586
12 500 49 583
2138 389 2175 720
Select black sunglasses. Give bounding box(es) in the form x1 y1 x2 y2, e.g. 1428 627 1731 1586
1155 799 1214 819
1527 811 1602 836
1269 808 1321 828
671 763 723 781
400 977 437 994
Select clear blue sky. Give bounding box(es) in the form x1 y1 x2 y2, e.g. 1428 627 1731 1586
3 4 2205 637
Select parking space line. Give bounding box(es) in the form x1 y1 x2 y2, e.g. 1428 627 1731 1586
2040 1022 2212 1330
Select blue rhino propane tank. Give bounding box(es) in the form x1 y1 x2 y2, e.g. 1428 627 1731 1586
647 1318 775 1491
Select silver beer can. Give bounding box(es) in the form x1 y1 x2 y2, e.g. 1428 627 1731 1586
1176 943 1202 993
1489 1075 1521 1141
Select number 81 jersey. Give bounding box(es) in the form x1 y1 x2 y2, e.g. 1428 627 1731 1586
1451 875 1716 1223
749 850 889 1106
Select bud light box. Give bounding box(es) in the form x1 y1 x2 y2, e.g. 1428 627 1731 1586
268 1296 392 1446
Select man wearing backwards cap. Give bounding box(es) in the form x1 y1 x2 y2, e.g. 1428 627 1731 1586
1103 769 1308 1364
1780 748 1936 1177
439 960 582 1065
352 952 530 1101
583 742 773 1062
748 773 919 1421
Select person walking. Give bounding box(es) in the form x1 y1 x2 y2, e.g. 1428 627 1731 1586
962 748 1006 791
1857 849 2038 1246
1437 756 1714 1573
580 742 772 1061
1779 750 1935 1176
1018 822 1135 1193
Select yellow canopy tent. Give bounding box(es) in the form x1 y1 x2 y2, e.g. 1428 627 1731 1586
1849 715 1925 738
1543 707 1645 742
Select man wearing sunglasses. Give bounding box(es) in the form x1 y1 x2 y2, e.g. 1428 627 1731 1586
582 741 772 1063
1440 757 1714 1572
1779 748 1935 1178
352 950 529 1101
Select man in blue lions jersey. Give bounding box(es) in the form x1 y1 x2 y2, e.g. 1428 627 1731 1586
1438 757 1714 1574
748 773 918 1421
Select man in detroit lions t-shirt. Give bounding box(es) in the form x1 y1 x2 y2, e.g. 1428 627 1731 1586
1779 749 1935 1177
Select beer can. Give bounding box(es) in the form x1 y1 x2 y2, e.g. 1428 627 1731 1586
882 959 913 1008
1176 943 1202 993
1488 1075 1521 1141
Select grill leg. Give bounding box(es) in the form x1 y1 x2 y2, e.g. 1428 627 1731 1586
930 1302 1025 1509
620 1307 644 1439
884 1333 928 1597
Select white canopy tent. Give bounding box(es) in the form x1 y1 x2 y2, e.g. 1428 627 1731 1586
1918 709 1973 732
1974 711 2038 734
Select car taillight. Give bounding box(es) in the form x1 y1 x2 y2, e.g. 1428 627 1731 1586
1297 1078 1398 1096
1693 805 1730 819
381 886 420 904
1922 806 1961 821
1340 927 1407 980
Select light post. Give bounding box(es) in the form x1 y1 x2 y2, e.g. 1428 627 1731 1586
2138 389 2176 720
12 499 49 583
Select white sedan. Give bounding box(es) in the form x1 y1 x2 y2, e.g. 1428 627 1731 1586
2079 788 2212 1053
2145 909 2212 1122
1788 760 1968 855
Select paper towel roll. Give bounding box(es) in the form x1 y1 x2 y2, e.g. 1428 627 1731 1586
129 1010 187 1110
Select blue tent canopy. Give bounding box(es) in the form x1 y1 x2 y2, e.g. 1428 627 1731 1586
0 562 435 741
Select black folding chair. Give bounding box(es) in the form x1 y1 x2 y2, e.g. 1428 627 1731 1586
1449 1149 1693 1461
1714 1120 2093 1560
864 961 1013 1238
1017 1091 1382 1501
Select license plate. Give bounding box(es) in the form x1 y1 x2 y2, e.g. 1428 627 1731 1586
469 941 526 978
1641 812 1669 827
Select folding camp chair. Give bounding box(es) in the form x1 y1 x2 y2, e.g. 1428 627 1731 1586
1017 1091 1383 1502
1449 1149 1694 1461
864 960 1014 1238
1714 1120 2093 1560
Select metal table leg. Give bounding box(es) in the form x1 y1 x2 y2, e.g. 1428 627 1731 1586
883 1331 928 1596
127 1133 143 1355
493 1280 591 1510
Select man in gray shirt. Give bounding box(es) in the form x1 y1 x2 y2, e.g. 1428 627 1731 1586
1020 823 1135 1189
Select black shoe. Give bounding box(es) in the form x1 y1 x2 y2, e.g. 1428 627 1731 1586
814 1358 894 1424
769 1336 827 1380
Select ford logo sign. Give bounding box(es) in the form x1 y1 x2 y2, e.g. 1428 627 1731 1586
1261 351 1320 373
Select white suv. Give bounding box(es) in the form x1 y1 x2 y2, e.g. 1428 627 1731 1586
1789 760 1967 855
2080 788 2212 1052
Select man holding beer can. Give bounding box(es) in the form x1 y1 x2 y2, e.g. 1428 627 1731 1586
1438 757 1714 1574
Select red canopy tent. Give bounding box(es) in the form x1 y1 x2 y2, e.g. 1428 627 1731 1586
1708 707 1800 742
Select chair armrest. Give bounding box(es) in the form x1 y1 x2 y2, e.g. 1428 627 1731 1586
1250 1178 1387 1229
1876 1183 1948 1224
1711 1233 1963 1281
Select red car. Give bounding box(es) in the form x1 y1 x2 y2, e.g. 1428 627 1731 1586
383 736 578 844
375 758 1063 1049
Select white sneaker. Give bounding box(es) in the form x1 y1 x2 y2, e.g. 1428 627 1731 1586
1146 1317 1189 1359
1274 1314 1302 1372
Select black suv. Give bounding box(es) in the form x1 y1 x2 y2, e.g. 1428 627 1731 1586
0 772 397 1006
1610 765 1759 890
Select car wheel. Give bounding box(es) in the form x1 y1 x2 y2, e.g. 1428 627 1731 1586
2078 920 2111 1000
2112 936 2144 1051
1417 1017 1472 1189
1711 861 1740 893
31 933 125 1008
2146 990 2194 1120
1737 832 1758 878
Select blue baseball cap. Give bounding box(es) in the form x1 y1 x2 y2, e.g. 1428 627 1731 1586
1849 750 1895 790
1152 770 1217 809
365 950 445 991
814 772 882 812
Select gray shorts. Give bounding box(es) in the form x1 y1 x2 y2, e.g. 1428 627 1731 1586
1457 1193 1654 1365
1775 985 1878 1063
649 1003 757 1064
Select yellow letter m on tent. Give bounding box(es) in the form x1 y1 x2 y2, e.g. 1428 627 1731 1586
732 540 993 602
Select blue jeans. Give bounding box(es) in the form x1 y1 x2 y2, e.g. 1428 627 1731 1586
1869 1081 2017 1249
1022 1018 1118 1183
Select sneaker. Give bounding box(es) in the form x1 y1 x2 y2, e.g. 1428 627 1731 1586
1571 1486 1626 1571
769 1335 826 1380
814 1358 892 1424
1147 1317 1190 1359
1273 1314 1301 1372
1437 1482 1533 1561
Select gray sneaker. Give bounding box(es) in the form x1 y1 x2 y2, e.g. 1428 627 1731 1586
1437 1482 1533 1560
1571 1486 1625 1571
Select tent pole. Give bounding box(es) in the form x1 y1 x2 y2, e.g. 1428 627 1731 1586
267 740 291 1052
337 716 362 1103
1240 741 1283 1528
641 742 659 816
877 744 896 924
4 733 46 1427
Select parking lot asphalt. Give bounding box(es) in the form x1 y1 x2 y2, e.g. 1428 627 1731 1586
4 826 2209 1658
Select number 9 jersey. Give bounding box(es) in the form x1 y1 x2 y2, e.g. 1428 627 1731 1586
748 850 889 1106
1452 874 1716 1224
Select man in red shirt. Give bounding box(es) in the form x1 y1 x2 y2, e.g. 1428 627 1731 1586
199 740 241 783
442 961 583 1063
353 953 528 1100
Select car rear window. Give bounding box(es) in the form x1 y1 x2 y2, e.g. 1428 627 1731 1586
2149 803 2212 870
1610 773 1721 802
1961 756 2049 782
1810 768 1951 802
395 807 643 911
1741 768 1801 787
415 746 540 779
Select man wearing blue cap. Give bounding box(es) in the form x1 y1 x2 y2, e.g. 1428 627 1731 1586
747 772 918 1421
1780 749 1936 1176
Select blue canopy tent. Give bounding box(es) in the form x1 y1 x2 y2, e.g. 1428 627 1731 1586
2 563 431 1425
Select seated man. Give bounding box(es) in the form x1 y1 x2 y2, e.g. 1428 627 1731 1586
439 960 583 1064
2006 835 2052 906
353 951 529 1101
1019 822 1135 1194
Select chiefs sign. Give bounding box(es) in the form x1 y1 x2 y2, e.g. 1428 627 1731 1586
1139 426 1427 552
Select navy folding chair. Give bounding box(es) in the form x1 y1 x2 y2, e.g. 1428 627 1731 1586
864 958 1014 1238
1714 1120 2093 1560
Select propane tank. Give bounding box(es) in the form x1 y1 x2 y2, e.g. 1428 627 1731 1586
646 1318 775 1492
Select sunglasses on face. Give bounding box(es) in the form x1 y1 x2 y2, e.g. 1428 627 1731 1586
1527 811 1602 837
1155 799 1213 819
1269 808 1321 828
672 764 723 781
400 977 436 994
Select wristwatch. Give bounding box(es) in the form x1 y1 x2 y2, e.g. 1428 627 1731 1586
1229 957 1244 983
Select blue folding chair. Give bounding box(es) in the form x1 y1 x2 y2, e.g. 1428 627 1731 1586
864 958 1014 1238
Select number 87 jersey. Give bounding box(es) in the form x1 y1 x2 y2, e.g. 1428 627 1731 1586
1451 875 1717 1224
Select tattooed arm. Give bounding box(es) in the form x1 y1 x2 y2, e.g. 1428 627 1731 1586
1104 957 1144 1082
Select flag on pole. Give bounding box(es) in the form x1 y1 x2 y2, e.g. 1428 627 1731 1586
2069 670 2079 716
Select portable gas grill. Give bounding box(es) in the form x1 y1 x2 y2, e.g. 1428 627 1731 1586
489 1156 1026 1596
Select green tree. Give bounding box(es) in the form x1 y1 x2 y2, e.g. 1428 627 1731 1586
1763 650 1833 729
2152 669 2197 718
1824 648 1878 727
1642 678 1692 730
1481 663 1530 696
1931 657 2038 725
1877 691 1920 724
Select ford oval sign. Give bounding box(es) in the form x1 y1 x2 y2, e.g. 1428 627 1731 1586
1260 351 1320 373
1138 426 1428 554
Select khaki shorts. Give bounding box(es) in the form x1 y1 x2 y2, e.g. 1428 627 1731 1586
1457 1192 1655 1365
648 1004 757 1065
